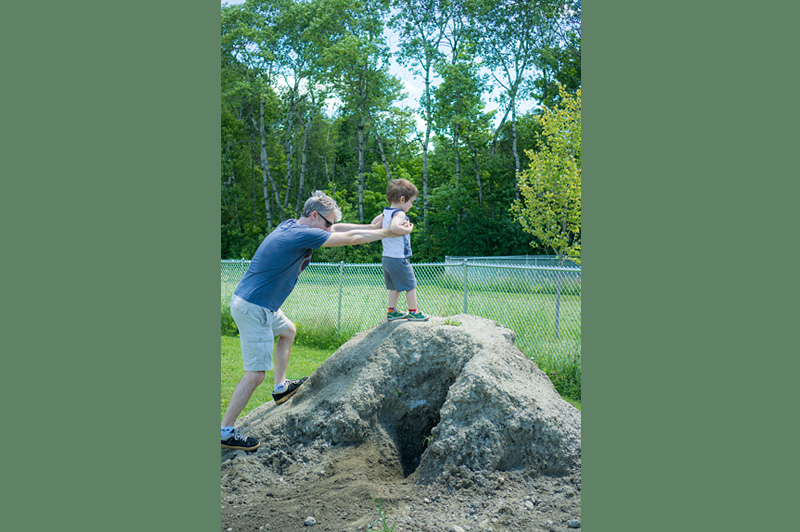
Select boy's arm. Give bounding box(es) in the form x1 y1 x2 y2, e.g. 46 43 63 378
321 222 413 248
389 211 411 232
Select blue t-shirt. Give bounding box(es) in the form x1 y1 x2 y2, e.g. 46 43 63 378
234 219 330 311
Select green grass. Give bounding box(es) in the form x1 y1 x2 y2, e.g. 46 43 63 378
221 335 333 419
222 262 581 410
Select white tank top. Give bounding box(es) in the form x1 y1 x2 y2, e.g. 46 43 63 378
381 207 412 258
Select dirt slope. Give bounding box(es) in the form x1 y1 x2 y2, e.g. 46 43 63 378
222 315 581 532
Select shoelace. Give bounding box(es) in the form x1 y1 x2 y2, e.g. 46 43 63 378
232 429 247 442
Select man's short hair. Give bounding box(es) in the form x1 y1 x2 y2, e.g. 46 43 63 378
302 191 342 221
386 179 419 204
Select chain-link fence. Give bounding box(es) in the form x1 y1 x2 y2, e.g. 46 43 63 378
222 259 581 365
446 254 580 268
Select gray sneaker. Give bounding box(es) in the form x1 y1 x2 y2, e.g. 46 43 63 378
272 377 308 404
221 428 260 451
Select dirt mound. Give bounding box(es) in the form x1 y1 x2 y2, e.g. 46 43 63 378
221 315 581 532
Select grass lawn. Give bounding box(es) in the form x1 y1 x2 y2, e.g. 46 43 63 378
221 335 333 419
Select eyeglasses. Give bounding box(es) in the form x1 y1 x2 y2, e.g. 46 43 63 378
317 211 333 228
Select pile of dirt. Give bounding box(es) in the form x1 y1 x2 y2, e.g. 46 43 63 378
221 315 581 532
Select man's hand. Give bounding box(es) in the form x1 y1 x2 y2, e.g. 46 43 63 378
370 213 384 229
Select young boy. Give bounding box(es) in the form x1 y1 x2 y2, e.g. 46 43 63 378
380 179 429 322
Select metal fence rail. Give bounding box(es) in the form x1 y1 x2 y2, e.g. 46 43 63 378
445 254 581 268
221 260 581 364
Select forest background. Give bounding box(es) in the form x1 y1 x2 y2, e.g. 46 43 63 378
221 0 581 263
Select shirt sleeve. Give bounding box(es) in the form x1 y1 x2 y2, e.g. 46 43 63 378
296 225 331 250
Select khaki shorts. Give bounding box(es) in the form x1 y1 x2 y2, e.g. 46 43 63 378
229 294 292 371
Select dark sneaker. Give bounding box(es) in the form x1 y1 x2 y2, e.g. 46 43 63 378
406 310 430 321
221 428 260 451
387 309 408 321
272 377 308 404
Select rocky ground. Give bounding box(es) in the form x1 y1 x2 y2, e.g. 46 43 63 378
222 315 581 532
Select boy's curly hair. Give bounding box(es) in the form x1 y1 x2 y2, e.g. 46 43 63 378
386 179 419 204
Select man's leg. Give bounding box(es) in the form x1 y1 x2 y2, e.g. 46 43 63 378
221 370 265 427
271 322 308 404
272 322 296 387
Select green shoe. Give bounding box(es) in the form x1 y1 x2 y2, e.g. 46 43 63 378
406 310 430 322
387 309 408 321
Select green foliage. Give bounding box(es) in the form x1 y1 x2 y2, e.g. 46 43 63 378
294 321 357 351
368 497 396 532
221 1 581 263
538 352 582 402
221 305 238 336
512 86 581 265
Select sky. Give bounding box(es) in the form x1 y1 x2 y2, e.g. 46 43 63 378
221 0 537 131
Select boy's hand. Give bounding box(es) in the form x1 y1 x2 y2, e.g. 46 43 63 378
391 220 413 235
370 213 384 229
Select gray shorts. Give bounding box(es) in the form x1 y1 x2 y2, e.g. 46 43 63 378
229 294 292 372
382 256 417 292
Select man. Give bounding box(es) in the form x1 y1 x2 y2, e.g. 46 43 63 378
222 191 413 451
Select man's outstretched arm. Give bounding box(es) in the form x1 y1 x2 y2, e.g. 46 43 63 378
321 222 413 248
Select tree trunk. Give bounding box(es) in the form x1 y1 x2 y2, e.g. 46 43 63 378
453 123 461 191
422 126 430 228
491 103 511 156
465 135 483 207
511 100 520 201
357 111 365 223
420 56 435 229
257 98 273 228
369 111 392 182
295 109 313 217
283 84 297 214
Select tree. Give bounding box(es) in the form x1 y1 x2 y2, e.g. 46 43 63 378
530 0 581 107
432 60 489 203
512 86 580 337
513 86 580 265
469 0 566 200
390 0 448 229
321 0 401 222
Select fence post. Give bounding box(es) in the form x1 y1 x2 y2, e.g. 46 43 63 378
337 261 344 331
462 259 468 313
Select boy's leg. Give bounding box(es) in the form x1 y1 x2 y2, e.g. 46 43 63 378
221 371 265 426
387 289 409 320
405 288 429 321
406 288 417 310
388 290 400 309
